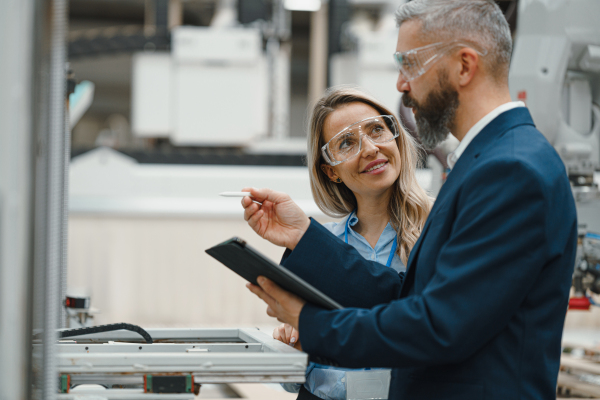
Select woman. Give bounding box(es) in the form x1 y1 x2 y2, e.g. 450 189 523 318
275 86 431 400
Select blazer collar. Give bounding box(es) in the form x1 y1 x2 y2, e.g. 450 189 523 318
431 107 535 213
404 107 536 274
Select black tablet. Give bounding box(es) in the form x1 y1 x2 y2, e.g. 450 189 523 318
206 237 343 310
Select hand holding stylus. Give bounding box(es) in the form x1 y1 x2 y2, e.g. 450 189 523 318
240 187 310 251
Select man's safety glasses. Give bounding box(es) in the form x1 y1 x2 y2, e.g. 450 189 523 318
321 115 399 166
393 40 488 82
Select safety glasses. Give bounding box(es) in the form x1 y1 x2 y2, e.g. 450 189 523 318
321 115 399 166
393 40 488 82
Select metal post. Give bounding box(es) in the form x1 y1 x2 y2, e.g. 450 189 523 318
40 0 68 398
60 90 71 329
0 0 36 398
308 1 329 105
267 0 291 139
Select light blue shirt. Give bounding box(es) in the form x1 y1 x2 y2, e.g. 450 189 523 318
282 212 404 399
326 211 405 274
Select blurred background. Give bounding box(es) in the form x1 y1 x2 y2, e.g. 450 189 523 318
65 0 450 330
63 0 600 333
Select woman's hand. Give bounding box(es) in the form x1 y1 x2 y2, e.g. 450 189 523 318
273 323 302 351
241 187 310 250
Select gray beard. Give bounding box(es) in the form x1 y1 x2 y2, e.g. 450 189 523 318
402 70 459 150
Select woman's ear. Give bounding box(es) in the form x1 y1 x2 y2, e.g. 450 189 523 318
321 164 339 182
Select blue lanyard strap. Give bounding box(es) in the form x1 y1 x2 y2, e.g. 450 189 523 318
345 211 398 268
385 239 397 268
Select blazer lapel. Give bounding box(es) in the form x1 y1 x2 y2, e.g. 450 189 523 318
400 107 535 296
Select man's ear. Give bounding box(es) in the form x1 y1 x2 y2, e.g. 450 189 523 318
321 164 338 182
457 48 480 87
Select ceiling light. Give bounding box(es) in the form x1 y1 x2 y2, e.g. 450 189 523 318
284 0 321 12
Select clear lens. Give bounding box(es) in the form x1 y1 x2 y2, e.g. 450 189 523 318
322 115 399 165
394 40 488 82
394 52 422 81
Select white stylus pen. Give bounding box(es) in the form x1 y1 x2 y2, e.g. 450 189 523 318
219 192 253 197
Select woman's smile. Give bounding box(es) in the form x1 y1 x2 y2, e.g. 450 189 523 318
361 159 389 175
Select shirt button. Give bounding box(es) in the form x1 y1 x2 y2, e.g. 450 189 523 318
371 254 375 260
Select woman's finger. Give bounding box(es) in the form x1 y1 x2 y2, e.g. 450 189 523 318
242 187 273 204
290 328 300 344
246 210 264 230
273 325 286 343
247 209 264 232
284 324 293 342
243 202 259 222
241 196 253 209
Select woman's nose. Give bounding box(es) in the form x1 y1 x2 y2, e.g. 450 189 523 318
360 135 379 157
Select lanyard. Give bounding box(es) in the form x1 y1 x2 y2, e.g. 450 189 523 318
344 211 398 268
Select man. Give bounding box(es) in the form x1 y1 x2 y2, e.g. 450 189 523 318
242 1 577 399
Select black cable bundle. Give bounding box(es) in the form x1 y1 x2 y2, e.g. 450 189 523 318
59 323 153 343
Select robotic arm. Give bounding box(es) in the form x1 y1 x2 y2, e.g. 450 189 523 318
509 0 600 194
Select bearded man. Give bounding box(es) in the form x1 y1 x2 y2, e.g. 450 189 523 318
241 1 578 399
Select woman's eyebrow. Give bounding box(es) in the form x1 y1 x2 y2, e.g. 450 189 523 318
362 119 384 130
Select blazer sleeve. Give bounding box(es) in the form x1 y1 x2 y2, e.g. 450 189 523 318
297 158 567 369
280 219 405 309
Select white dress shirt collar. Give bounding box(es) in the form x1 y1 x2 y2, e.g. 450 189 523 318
447 101 525 169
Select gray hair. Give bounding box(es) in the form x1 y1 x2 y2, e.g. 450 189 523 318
396 0 512 81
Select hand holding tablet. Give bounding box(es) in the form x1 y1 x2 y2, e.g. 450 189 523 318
205 237 343 310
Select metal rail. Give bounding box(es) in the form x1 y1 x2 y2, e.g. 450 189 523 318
42 328 307 390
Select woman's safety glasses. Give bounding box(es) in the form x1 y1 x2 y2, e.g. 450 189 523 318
393 40 488 82
321 115 399 166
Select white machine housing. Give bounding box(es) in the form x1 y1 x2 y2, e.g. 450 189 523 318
509 0 600 185
330 32 401 114
131 26 268 146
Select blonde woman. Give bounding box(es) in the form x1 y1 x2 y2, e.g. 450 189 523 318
271 87 431 400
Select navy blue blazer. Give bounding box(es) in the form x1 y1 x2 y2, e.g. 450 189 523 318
281 108 577 400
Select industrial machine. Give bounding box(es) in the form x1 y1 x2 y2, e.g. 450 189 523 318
37 327 306 399
509 0 600 310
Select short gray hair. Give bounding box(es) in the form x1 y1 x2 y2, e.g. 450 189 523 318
396 0 512 81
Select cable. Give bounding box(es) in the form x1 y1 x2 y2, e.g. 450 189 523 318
59 323 153 344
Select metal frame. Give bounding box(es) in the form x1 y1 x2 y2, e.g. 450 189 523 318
39 328 306 394
0 0 36 398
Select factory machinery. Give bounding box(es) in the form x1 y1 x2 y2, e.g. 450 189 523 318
41 327 306 399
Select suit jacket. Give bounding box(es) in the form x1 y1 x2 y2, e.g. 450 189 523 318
281 108 577 400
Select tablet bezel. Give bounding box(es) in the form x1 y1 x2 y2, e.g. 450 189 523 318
206 237 343 310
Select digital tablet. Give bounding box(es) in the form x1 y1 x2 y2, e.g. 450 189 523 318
206 237 343 310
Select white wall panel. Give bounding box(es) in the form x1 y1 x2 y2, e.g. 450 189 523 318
67 216 334 328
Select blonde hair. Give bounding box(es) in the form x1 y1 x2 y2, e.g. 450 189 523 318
307 86 431 264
